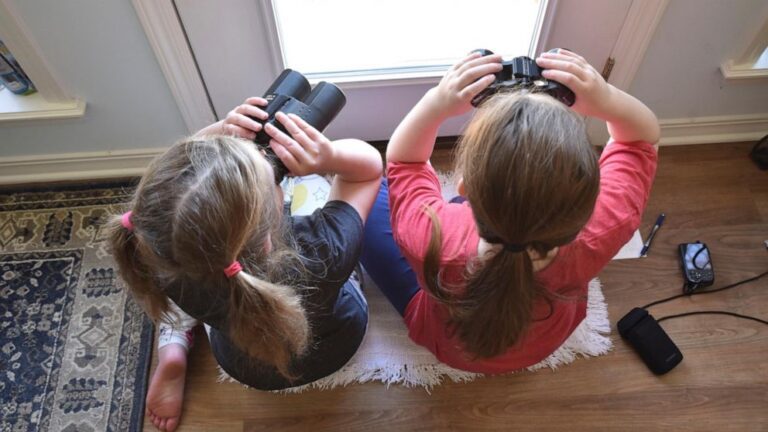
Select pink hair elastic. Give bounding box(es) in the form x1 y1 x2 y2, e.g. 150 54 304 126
223 261 243 278
121 211 134 231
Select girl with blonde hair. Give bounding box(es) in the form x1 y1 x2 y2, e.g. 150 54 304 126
110 101 382 431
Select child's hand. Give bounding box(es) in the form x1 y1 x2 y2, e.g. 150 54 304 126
264 112 335 176
537 49 660 144
219 97 269 140
535 49 613 119
426 52 503 119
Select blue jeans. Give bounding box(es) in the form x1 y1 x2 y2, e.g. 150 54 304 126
361 178 420 316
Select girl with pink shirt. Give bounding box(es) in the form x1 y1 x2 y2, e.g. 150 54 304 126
361 49 660 373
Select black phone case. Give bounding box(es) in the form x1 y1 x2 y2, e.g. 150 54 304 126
618 307 683 375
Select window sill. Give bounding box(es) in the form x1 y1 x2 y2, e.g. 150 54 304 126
0 89 86 123
720 60 768 81
305 69 444 89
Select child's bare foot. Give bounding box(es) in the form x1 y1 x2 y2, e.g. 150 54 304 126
146 344 188 431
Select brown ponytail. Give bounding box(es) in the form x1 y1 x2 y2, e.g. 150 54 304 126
422 92 600 358
108 135 309 378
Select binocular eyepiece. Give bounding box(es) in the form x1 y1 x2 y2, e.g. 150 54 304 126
470 48 576 107
253 69 347 183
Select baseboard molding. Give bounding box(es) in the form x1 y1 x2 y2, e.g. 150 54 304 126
0 148 165 185
2 113 767 185
659 113 768 145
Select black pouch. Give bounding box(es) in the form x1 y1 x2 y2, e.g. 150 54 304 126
750 134 768 170
617 307 683 375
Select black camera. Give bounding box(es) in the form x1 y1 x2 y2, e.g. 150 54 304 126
679 241 715 294
253 69 347 183
470 49 575 107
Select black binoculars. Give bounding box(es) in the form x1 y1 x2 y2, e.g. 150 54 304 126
470 49 575 107
253 69 347 183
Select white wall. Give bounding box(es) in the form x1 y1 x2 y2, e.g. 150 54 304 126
1 0 766 183
0 0 188 158
631 0 768 119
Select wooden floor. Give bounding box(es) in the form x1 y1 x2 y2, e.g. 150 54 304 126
143 142 768 431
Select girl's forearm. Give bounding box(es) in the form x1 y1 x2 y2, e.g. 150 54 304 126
603 86 660 144
325 139 383 183
386 89 446 163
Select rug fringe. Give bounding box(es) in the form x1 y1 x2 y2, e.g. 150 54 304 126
526 279 612 372
216 278 612 392
216 362 480 394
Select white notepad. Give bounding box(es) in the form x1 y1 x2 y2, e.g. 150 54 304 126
612 230 644 260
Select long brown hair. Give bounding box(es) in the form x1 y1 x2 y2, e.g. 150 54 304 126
109 135 309 378
423 92 600 359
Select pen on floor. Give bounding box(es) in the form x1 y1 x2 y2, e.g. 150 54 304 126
640 213 665 257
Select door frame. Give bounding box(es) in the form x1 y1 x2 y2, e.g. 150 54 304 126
133 0 668 135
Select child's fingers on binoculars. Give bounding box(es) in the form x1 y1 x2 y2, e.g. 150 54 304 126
552 48 586 63
287 113 324 142
266 121 314 164
451 51 482 71
539 51 589 72
460 74 496 100
229 113 263 133
269 139 300 172
456 54 502 76
263 121 292 145
275 112 309 141
535 57 588 83
235 103 268 120
275 113 321 156
244 96 268 106
457 63 502 89
540 69 583 91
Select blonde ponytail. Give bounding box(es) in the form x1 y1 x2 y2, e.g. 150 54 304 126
227 272 309 378
109 135 311 379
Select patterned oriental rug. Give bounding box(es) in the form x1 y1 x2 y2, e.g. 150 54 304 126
0 183 152 432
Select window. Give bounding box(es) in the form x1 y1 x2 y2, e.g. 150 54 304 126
721 17 768 80
272 0 543 79
0 39 37 96
754 46 768 68
0 3 84 121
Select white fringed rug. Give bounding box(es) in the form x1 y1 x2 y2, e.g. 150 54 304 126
275 276 611 393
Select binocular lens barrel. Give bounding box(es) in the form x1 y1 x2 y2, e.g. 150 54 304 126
253 69 347 183
302 82 347 131
264 69 311 102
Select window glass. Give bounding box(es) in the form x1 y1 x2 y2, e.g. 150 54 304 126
754 46 768 68
273 0 543 77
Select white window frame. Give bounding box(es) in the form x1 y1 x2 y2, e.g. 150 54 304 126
720 6 768 81
131 0 215 132
134 0 667 135
0 0 85 122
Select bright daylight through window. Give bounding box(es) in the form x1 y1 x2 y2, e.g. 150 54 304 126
272 0 543 79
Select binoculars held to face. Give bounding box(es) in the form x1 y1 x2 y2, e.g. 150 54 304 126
471 49 575 107
253 69 347 183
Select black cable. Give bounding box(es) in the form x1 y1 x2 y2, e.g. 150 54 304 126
641 270 768 309
656 310 768 326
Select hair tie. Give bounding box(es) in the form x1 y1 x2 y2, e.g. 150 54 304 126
503 243 527 253
121 211 134 231
223 261 243 278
